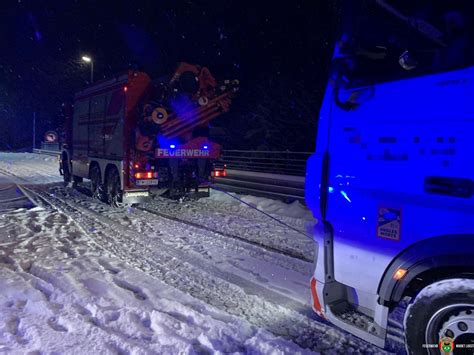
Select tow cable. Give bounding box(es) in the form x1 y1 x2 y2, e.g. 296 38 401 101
207 182 315 241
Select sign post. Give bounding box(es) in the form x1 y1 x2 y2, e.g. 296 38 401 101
33 112 36 150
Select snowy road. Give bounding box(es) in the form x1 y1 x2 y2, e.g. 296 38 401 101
0 153 390 354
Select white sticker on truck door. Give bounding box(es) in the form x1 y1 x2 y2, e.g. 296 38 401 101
377 207 401 241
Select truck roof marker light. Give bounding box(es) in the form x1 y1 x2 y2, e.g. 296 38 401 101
393 268 408 280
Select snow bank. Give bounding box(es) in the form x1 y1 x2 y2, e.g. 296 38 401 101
206 189 314 221
0 152 61 184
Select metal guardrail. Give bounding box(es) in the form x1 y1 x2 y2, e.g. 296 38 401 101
214 169 306 203
221 150 311 176
40 142 61 151
33 148 60 157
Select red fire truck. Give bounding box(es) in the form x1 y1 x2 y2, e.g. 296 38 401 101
59 63 238 206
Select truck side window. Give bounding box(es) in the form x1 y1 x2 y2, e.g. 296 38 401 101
339 0 474 88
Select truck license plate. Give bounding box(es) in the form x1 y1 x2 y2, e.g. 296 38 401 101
136 179 159 186
124 191 149 198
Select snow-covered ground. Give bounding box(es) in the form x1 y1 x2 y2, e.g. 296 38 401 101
0 153 61 185
0 207 310 354
0 153 390 354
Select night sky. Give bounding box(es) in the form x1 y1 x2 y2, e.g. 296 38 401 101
0 1 338 151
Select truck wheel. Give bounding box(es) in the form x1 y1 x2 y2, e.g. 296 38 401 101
106 168 124 208
90 165 106 202
404 278 474 354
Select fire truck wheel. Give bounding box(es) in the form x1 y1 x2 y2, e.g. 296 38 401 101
404 278 474 354
106 168 123 208
90 165 106 202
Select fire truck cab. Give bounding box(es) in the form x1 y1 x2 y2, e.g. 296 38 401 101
306 1 474 353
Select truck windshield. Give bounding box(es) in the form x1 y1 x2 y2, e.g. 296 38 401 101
336 0 474 87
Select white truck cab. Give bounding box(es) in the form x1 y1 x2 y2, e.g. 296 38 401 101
306 1 474 353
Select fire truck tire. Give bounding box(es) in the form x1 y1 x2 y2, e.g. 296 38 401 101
106 168 123 208
403 278 474 354
90 165 106 202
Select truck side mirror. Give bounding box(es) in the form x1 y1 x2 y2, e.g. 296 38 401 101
334 86 376 111
399 50 418 71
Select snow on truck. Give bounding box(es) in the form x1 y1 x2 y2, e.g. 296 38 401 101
60 63 238 205
306 1 474 353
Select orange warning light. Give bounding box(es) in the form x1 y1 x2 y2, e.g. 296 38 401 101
393 268 408 280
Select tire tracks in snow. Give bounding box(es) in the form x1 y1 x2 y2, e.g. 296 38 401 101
142 197 314 262
56 186 312 290
0 170 36 211
136 205 312 263
0 167 29 183
29 186 309 309
24 185 386 353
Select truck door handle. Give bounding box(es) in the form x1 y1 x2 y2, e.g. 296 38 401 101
424 176 473 198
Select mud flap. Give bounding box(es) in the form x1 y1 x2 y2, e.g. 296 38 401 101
185 185 210 199
123 190 150 204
